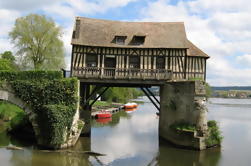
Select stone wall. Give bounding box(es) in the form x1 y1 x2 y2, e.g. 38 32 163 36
159 80 208 150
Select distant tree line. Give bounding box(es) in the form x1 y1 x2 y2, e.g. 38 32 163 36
99 87 143 103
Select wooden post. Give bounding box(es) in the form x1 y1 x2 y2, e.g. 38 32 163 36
79 83 91 137
83 53 86 67
153 56 156 69
97 54 100 68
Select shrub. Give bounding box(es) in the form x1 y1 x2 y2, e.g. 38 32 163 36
40 104 76 145
0 71 78 146
170 121 196 132
0 70 63 81
206 120 223 147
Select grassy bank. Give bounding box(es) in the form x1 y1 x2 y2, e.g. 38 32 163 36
0 101 26 131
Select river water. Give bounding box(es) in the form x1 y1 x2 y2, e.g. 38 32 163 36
0 97 251 166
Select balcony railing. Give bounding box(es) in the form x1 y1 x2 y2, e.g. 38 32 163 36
72 67 172 80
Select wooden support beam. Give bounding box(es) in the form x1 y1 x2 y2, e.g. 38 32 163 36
90 87 109 107
145 87 160 104
140 87 160 111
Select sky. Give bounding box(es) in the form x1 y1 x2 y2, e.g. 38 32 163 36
0 0 251 86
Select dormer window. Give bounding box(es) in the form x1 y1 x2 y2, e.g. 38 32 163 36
115 36 126 45
130 36 145 45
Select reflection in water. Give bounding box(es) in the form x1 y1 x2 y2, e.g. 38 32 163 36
1 97 251 165
157 138 221 166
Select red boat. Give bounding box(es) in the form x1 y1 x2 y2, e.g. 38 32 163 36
95 110 112 119
96 117 112 124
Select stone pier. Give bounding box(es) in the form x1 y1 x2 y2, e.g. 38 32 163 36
159 80 208 150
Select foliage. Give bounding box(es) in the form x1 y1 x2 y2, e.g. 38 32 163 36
93 100 111 107
0 59 16 71
170 122 196 132
205 82 212 99
102 87 143 103
0 51 19 71
0 70 62 81
40 104 76 145
9 112 29 131
0 71 78 146
9 14 65 70
0 101 24 121
206 120 223 147
1 51 15 62
188 78 212 99
0 101 27 132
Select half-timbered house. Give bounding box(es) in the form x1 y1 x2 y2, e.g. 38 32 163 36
71 17 209 85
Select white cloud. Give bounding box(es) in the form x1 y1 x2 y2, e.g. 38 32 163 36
188 0 251 13
139 0 251 86
237 54 251 67
0 9 20 53
0 0 63 11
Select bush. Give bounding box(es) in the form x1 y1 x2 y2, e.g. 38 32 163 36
0 71 78 146
0 70 63 81
40 104 76 145
9 112 29 131
206 120 223 147
170 121 196 132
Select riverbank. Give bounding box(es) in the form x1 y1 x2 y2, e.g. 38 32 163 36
0 101 27 132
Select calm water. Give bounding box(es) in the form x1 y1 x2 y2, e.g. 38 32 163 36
1 97 251 166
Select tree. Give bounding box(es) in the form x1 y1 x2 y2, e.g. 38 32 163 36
0 59 15 71
1 51 15 62
205 82 212 99
9 14 65 70
0 51 18 71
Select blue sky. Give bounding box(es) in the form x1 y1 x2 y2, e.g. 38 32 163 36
1 0 251 86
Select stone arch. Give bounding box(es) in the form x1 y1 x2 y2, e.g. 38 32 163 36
0 88 40 141
0 86 83 149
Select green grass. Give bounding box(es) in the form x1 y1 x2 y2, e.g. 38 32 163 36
92 100 111 107
170 122 196 132
0 101 27 131
0 101 24 120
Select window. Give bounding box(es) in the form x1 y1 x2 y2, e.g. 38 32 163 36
86 54 98 67
130 36 145 45
156 57 165 69
129 56 140 68
114 36 126 45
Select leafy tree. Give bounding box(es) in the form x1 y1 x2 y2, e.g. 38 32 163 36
9 14 65 70
205 82 212 99
1 51 15 62
0 59 15 71
0 51 18 71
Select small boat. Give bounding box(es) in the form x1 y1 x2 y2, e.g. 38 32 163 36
125 108 136 112
96 117 112 124
95 110 112 119
124 102 138 109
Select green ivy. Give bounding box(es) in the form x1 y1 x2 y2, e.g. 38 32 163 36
0 71 78 147
0 70 63 81
206 120 223 147
170 121 196 132
39 104 76 145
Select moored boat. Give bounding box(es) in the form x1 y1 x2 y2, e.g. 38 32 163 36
96 117 112 124
95 110 112 119
124 102 138 109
